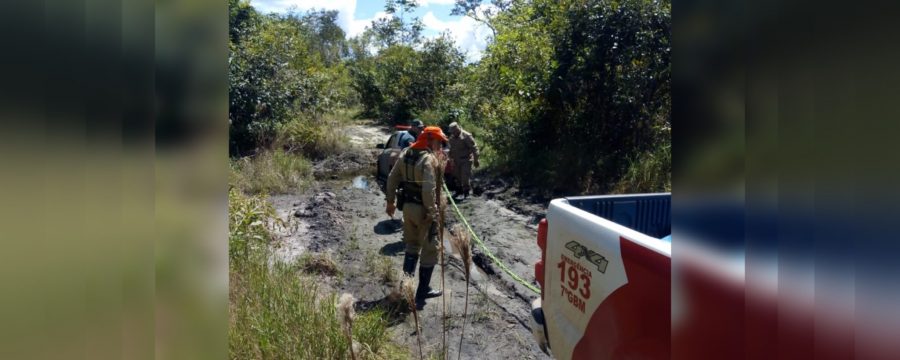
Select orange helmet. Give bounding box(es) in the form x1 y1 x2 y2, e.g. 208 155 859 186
410 126 448 149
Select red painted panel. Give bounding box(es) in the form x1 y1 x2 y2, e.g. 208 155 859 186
571 237 671 359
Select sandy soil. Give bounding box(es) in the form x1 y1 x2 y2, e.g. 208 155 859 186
267 121 551 360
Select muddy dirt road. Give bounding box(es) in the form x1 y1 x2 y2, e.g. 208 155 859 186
269 120 551 360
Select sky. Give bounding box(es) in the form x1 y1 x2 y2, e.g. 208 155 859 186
249 0 493 62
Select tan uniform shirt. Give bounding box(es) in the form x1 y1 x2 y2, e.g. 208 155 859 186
449 130 478 162
385 147 439 220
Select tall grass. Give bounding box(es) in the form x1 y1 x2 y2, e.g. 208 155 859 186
614 143 672 193
449 226 472 360
400 275 423 360
229 189 405 359
230 149 312 195
275 116 348 160
436 157 448 360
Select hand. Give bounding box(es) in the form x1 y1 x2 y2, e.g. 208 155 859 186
386 202 396 218
474 159 480 168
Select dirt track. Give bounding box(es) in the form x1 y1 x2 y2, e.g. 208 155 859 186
269 120 551 359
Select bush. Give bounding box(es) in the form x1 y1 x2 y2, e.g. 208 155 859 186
229 2 355 155
470 0 671 194
349 35 464 125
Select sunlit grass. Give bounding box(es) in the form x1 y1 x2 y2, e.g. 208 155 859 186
228 189 407 359
230 149 312 195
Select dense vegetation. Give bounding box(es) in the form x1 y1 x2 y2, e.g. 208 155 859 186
229 0 671 194
471 0 671 193
229 0 354 157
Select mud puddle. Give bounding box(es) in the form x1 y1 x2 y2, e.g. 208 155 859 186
351 175 370 190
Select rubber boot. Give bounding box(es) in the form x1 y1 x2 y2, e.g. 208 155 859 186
415 265 442 310
402 253 418 277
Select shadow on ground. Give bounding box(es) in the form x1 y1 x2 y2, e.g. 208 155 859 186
379 241 405 256
374 219 403 235
354 292 411 327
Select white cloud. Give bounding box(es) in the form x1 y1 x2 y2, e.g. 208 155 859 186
250 0 492 59
251 0 360 34
348 11 391 38
418 0 457 6
422 10 493 62
251 0 393 38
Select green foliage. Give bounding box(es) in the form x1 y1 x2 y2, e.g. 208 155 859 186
229 3 355 155
275 116 348 160
231 150 312 195
615 140 671 193
350 35 465 125
471 0 671 193
230 0 671 195
371 0 424 47
228 188 277 262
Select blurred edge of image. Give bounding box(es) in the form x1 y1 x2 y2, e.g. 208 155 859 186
675 0 900 358
0 0 226 359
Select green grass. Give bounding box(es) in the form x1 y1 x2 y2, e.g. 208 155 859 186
229 189 407 359
275 116 348 160
296 252 341 277
231 149 312 195
614 143 672 194
364 250 397 285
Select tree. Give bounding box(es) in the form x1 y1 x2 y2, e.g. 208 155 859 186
451 0 512 38
371 0 423 48
471 0 671 193
229 0 259 43
303 10 348 66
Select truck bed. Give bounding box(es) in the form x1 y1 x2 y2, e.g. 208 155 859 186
564 193 671 239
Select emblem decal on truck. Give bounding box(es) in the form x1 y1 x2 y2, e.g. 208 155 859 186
565 240 609 273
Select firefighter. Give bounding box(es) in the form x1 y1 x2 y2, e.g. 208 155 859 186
384 126 448 309
447 122 479 199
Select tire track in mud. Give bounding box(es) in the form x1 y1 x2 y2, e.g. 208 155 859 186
268 121 550 360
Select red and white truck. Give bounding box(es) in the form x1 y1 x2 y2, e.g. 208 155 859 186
531 193 672 359
529 193 856 359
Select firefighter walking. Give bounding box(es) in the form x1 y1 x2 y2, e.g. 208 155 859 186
448 122 479 199
384 126 448 310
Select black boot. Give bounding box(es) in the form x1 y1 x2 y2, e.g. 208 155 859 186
415 266 443 310
402 253 418 276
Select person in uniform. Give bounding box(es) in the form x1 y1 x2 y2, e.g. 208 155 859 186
385 126 448 309
447 122 479 199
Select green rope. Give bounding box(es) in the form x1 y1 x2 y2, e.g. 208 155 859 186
443 183 541 294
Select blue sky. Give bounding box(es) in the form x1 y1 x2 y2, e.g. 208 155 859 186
249 0 493 61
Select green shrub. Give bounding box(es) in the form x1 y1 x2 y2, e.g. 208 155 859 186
229 2 355 155
469 0 671 194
